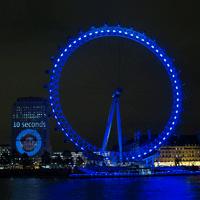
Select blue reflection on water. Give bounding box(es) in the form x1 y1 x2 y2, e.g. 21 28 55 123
1 176 200 200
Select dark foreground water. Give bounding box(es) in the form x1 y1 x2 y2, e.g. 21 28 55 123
1 176 200 200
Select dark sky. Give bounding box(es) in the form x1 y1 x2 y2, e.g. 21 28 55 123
0 0 199 150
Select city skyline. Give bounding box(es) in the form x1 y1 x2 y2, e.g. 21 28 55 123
1 1 200 200
0 1 199 151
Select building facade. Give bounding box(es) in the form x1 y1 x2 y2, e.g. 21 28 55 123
0 145 11 157
11 97 50 157
154 145 200 167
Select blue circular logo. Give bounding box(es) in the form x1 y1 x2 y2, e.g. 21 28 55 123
16 129 42 156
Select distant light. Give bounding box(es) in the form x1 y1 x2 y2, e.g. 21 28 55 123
73 40 77 44
151 45 155 49
78 37 82 40
68 44 72 48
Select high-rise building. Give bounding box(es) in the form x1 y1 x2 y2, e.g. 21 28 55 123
11 97 50 156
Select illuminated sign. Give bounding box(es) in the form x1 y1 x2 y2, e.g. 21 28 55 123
13 121 46 128
16 129 42 156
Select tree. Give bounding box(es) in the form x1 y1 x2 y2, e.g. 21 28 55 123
76 156 84 166
0 152 11 165
175 157 181 166
11 149 21 167
41 151 51 165
21 153 33 169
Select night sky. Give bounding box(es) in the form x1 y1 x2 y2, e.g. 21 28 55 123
0 0 199 150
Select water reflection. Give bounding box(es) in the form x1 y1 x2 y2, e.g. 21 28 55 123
1 176 200 200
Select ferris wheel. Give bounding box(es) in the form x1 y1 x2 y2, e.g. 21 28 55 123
48 25 182 162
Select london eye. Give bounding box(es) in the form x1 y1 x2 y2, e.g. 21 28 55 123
48 25 183 162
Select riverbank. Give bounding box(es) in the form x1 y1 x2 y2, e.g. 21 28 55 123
1 168 200 178
0 168 71 178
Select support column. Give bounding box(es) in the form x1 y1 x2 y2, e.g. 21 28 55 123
116 99 123 161
101 88 123 162
101 99 116 152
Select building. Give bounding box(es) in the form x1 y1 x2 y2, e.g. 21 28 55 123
154 134 200 167
0 145 11 169
155 145 200 167
11 97 50 157
0 145 11 157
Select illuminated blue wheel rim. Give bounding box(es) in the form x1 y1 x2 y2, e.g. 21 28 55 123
49 25 182 160
16 129 42 156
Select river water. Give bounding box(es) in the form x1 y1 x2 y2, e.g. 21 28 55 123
1 176 200 200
